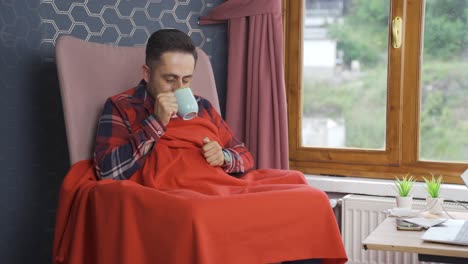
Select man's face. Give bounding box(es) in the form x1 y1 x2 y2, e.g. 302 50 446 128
143 51 195 97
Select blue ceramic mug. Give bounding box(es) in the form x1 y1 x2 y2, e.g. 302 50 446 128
174 87 198 120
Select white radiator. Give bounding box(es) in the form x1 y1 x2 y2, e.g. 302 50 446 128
341 194 468 264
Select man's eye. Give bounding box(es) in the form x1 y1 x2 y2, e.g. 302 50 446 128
166 79 175 82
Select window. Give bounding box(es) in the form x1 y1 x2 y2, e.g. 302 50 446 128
283 0 468 184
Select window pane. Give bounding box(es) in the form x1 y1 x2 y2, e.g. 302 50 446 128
301 0 390 149
419 0 468 162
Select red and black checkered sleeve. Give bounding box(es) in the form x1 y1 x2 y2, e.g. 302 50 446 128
93 98 165 180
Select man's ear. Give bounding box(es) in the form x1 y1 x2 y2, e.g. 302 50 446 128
142 64 150 83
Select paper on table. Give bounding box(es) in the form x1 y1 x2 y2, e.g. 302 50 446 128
387 207 419 217
402 218 447 229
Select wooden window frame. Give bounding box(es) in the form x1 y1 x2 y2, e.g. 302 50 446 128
282 0 467 184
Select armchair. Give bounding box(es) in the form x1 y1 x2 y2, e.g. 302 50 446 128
53 35 346 264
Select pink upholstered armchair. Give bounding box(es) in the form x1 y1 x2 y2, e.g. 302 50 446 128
53 35 347 264
56 35 220 165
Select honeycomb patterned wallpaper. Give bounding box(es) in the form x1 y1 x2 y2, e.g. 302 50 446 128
41 0 211 46
0 1 226 263
39 0 227 95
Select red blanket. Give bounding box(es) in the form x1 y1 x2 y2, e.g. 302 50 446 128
53 117 347 264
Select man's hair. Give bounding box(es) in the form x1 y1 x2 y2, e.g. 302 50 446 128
145 29 198 67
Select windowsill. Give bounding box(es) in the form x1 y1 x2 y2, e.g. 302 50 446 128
305 174 468 202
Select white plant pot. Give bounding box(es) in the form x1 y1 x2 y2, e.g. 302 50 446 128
396 196 413 208
426 197 444 215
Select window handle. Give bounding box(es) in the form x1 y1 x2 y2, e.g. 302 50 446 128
392 16 402 48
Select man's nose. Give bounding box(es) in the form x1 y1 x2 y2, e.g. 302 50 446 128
172 79 184 91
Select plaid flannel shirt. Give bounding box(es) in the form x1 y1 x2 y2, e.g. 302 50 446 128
93 80 254 180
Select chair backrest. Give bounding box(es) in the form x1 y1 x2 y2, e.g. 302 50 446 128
56 35 220 165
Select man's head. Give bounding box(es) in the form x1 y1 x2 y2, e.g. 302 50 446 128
143 29 198 97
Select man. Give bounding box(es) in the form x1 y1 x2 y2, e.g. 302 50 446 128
90 29 345 264
94 29 253 181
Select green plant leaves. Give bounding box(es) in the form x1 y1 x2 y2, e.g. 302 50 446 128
394 174 415 197
423 174 443 198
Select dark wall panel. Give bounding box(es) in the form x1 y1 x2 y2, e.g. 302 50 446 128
0 1 227 263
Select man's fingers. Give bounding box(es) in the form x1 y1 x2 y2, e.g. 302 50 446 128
202 141 221 153
157 93 177 108
163 103 178 112
157 91 176 98
201 138 223 166
158 102 178 116
204 147 220 159
206 155 217 164
159 95 176 102
209 160 222 166
206 153 223 166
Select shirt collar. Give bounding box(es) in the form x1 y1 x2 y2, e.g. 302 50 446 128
128 80 155 115
133 79 149 99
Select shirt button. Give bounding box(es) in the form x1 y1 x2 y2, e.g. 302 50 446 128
157 131 161 135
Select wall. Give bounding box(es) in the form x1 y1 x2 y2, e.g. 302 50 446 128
0 1 227 263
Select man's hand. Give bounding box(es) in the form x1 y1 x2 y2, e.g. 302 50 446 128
202 137 224 167
154 92 178 126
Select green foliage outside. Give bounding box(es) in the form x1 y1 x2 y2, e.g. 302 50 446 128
328 0 389 67
327 0 468 67
420 61 468 160
303 0 468 161
303 66 388 149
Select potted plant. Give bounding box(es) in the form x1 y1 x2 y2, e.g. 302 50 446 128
423 174 444 214
394 174 415 208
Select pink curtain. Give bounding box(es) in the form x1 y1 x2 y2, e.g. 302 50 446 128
200 0 289 169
